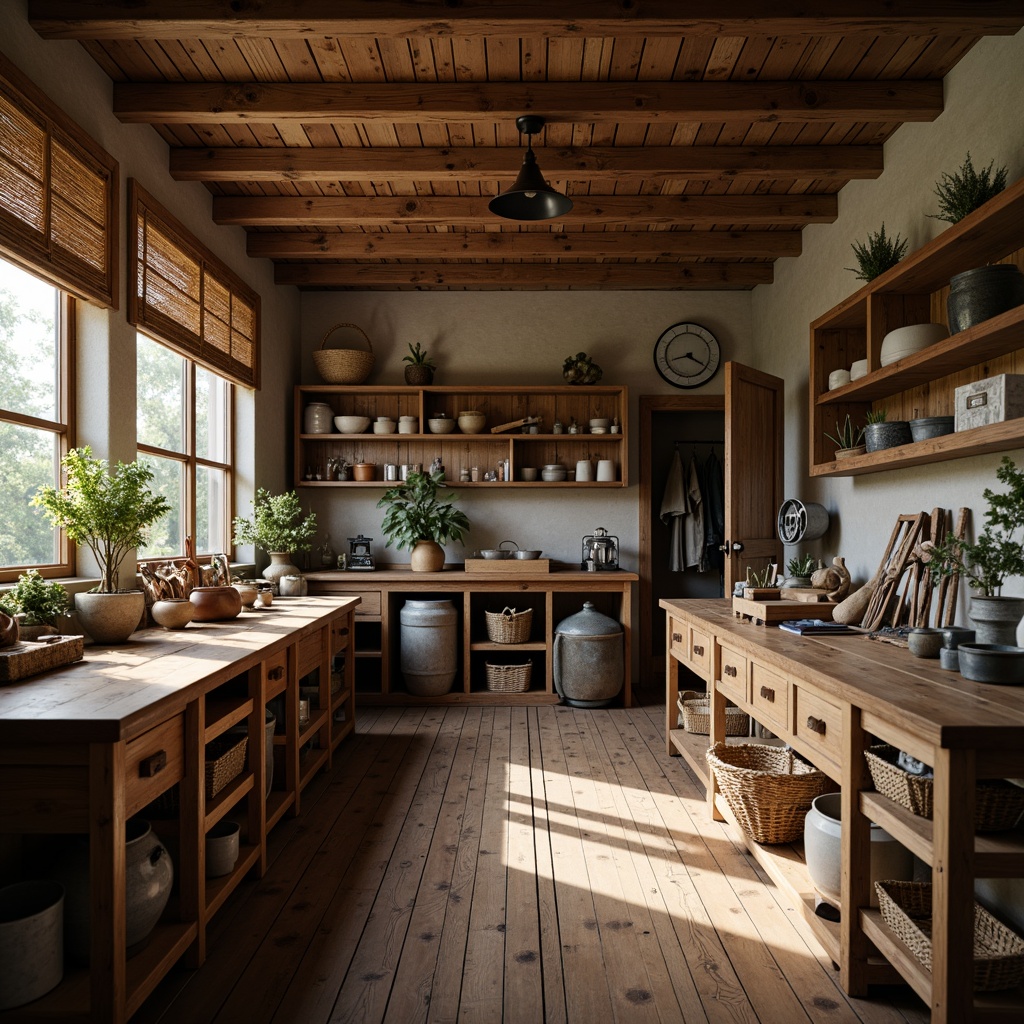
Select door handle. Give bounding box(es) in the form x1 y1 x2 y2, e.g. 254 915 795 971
672 632 683 643
806 716 827 736
759 685 775 702
720 540 744 552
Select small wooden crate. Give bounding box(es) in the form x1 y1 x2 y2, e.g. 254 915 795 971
0 635 84 682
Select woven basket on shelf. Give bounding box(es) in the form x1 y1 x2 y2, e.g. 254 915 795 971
485 607 533 644
677 691 749 736
485 661 532 693
706 741 832 844
312 323 375 384
874 880 1024 991
205 734 248 800
864 744 1024 830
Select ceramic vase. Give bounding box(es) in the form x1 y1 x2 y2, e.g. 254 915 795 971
970 595 1024 646
151 598 194 629
262 552 301 590
400 599 457 696
409 539 445 572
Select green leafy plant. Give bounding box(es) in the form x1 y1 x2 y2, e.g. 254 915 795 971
823 414 864 451
787 554 816 579
866 408 888 424
744 564 778 589
847 224 908 281
562 351 603 385
232 489 317 555
377 470 469 551
31 447 171 593
0 569 69 626
402 342 436 370
927 456 1024 596
930 153 1008 224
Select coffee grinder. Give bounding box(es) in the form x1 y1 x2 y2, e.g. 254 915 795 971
347 534 376 571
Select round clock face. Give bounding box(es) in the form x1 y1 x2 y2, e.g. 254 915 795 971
653 322 722 389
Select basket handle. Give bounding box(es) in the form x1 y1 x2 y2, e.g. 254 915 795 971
500 606 517 620
321 323 373 354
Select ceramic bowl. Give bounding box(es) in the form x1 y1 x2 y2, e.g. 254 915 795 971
372 420 397 434
828 369 852 390
879 323 949 366
520 467 538 481
151 598 194 629
457 411 486 434
850 358 868 380
958 644 1024 684
188 586 242 622
907 627 943 659
479 549 512 560
541 468 566 482
428 417 456 434
909 416 955 442
232 581 258 607
512 549 542 559
334 415 370 434
589 418 611 429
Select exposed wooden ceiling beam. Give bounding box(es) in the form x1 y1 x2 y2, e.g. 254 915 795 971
171 145 884 184
29 1 1024 40
246 230 802 261
214 194 838 228
113 81 943 126
273 261 775 290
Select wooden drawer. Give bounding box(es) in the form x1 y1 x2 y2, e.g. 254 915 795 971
297 629 325 678
717 643 748 704
750 662 788 732
687 626 712 680
793 686 843 769
668 617 688 660
125 714 184 817
264 649 288 698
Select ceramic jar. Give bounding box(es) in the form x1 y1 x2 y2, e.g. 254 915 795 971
400 599 458 696
151 598 194 629
262 552 301 589
189 586 242 621
0 881 64 1009
303 402 334 434
279 575 308 597
205 820 240 878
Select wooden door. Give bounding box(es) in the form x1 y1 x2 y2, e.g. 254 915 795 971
724 362 784 594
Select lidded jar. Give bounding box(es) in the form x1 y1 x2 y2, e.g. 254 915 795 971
303 402 334 434
552 601 624 708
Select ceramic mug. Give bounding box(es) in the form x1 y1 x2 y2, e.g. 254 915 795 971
596 459 615 482
575 460 593 482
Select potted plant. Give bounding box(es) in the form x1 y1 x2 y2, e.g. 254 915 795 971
846 224 908 282
863 408 912 452
926 456 1024 644
31 447 170 644
930 152 1008 224
231 489 317 589
403 342 436 385
784 554 817 589
824 414 865 459
0 570 69 640
562 351 603 385
377 470 470 572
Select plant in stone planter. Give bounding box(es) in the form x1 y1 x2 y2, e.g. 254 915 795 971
232 489 317 587
824 414 865 457
0 569 69 638
930 152 1008 224
847 224 908 282
402 342 436 385
864 408 912 452
377 470 470 572
31 447 171 643
785 553 818 588
926 456 1024 644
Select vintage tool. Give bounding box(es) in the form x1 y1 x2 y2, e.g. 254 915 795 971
347 534 376 570
490 415 540 434
861 512 928 631
581 527 619 571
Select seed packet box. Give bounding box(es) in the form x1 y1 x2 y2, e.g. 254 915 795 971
954 374 1024 432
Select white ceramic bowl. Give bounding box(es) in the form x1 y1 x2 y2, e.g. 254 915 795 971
589 418 611 429
828 369 852 390
373 420 397 434
880 323 949 367
334 415 370 434
850 358 868 381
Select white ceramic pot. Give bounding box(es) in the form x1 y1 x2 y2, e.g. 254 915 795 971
205 820 240 878
279 575 308 597
575 459 593 482
803 793 913 908
0 881 64 1010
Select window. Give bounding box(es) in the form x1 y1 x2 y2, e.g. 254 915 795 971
137 332 233 560
0 256 73 580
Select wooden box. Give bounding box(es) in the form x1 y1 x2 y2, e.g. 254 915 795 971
955 374 1024 432
0 635 85 682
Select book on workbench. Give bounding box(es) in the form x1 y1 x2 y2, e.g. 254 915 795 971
778 619 858 636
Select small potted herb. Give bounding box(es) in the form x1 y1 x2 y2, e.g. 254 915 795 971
377 470 470 572
824 414 865 459
403 342 436 385
743 562 780 600
784 554 817 589
864 408 912 452
847 224 908 282
0 569 69 640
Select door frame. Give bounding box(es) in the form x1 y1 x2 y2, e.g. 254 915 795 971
638 393 725 690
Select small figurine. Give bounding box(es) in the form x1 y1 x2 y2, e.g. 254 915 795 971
553 419 564 434
430 455 444 479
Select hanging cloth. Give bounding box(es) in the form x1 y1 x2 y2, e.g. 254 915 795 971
703 449 725 571
684 453 705 570
659 448 690 572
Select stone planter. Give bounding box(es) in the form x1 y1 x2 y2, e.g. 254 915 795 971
75 590 145 644
947 264 1024 334
970 595 1024 646
864 421 912 453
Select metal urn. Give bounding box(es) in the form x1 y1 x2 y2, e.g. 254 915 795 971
581 526 619 571
552 601 624 708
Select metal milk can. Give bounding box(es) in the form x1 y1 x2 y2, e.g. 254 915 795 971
552 601 624 708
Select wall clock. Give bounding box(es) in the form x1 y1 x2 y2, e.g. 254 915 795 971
653 322 721 389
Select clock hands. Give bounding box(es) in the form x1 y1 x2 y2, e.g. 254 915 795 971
670 350 704 367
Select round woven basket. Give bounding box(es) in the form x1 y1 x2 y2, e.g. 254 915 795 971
312 323 375 384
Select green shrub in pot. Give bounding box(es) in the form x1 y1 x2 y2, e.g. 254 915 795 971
846 224 908 282
930 152 1008 224
0 569 68 634
377 470 469 572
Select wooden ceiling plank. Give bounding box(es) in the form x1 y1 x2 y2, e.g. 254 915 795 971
212 193 838 227
167 144 884 183
307 37 354 82
31 3 1024 40
245 228 803 260
272 260 775 290
110 80 945 125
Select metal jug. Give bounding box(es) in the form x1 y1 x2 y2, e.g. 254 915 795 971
552 601 624 708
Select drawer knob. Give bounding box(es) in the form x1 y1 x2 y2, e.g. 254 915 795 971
724 665 738 678
139 750 167 777
672 632 683 643
693 644 704 657
759 685 775 702
806 716 827 736
268 666 284 681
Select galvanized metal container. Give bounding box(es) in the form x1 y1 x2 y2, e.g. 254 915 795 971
552 601 623 708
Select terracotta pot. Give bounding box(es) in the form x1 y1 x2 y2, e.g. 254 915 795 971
351 463 376 481
188 586 242 621
410 539 445 572
232 581 258 607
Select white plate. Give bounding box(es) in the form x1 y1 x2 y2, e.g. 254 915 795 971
850 359 868 381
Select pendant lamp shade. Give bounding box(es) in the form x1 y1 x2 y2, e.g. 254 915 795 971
489 115 573 221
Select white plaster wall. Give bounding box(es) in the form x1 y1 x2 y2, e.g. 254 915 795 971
300 291 753 569
752 29 1024 617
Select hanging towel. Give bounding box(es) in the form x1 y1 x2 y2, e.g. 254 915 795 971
684 453 705 570
703 449 725 571
659 448 689 571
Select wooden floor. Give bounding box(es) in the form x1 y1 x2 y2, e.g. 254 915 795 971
137 699 928 1023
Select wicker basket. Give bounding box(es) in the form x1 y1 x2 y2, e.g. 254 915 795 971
485 607 533 644
485 661 532 693
677 692 749 736
205 734 248 800
706 741 832 844
864 745 1024 831
312 323 375 384
874 880 1024 991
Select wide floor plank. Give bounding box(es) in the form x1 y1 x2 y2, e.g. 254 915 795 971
138 703 929 1023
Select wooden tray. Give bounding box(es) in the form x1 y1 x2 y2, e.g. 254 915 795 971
464 558 550 574
732 596 835 625
0 635 85 682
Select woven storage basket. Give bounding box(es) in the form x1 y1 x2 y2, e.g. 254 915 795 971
864 744 1024 830
875 880 1024 991
485 661 532 693
677 692 749 736
485 607 533 644
205 734 248 800
706 741 832 844
312 323 375 384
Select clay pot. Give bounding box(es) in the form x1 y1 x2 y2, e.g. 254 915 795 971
151 598 195 629
0 611 19 647
232 581 258 607
410 539 445 572
351 463 376 481
188 586 242 621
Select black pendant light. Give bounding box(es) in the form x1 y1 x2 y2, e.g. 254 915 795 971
488 115 573 221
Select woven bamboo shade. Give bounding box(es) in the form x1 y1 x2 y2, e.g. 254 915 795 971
0 53 117 308
129 179 260 390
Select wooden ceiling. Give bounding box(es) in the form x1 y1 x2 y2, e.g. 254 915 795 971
29 3 1024 291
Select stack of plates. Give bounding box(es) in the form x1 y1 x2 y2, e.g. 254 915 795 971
880 323 948 367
